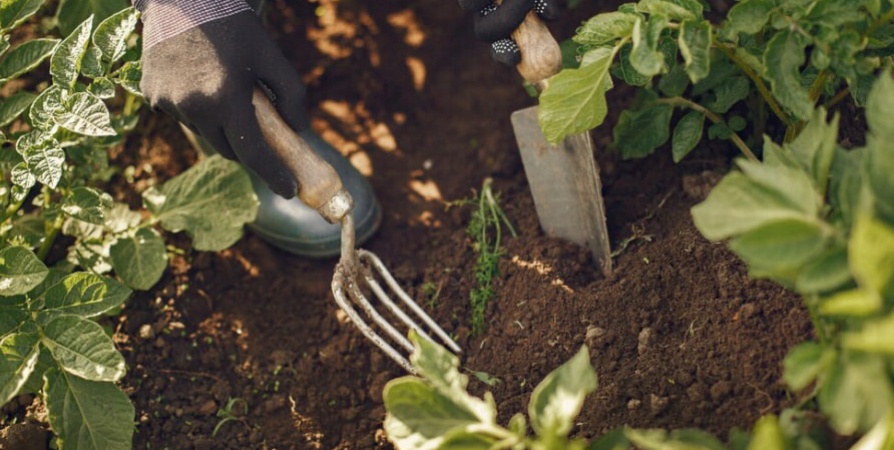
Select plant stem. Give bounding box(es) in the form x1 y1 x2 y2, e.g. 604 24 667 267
805 295 829 345
712 41 797 131
655 97 760 162
808 70 830 102
36 217 62 260
824 87 851 109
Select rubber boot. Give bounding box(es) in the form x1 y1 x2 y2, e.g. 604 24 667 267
182 126 382 258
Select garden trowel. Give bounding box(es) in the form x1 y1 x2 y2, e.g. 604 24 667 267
505 10 612 276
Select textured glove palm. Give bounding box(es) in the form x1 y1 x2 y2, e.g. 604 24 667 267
139 4 306 198
458 0 560 65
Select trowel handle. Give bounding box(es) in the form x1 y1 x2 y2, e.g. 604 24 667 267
497 1 563 85
252 88 352 223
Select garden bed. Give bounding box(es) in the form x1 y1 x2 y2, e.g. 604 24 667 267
1 0 815 448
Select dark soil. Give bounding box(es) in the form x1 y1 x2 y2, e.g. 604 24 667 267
1 0 814 449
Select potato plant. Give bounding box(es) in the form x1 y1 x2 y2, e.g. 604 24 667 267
540 0 894 161
0 2 258 449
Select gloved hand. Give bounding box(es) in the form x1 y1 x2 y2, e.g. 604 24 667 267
137 0 306 198
458 0 560 66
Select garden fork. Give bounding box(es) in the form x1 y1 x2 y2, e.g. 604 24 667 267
252 88 461 374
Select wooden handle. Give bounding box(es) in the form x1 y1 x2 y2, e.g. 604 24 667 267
252 88 349 221
496 2 562 85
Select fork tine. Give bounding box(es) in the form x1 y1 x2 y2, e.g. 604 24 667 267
345 276 415 352
358 250 463 353
363 272 438 345
332 272 416 374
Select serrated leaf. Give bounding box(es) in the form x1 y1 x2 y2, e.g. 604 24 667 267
529 346 596 437
679 20 711 83
79 46 102 78
110 228 166 291
61 187 112 224
636 0 696 21
0 0 45 31
723 0 776 39
631 16 667 77
0 91 35 126
729 218 827 275
819 354 894 435
93 7 138 63
783 342 832 391
574 12 638 47
21 141 64 188
0 331 39 405
0 246 47 295
0 38 59 81
142 155 258 251
763 29 812 121
54 91 115 136
44 368 134 450
613 103 673 159
672 111 704 162
40 315 125 382
43 272 131 318
538 46 613 143
50 15 93 89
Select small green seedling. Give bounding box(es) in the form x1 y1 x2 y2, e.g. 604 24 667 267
212 397 249 438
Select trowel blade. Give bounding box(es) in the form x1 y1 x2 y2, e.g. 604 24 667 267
511 105 612 276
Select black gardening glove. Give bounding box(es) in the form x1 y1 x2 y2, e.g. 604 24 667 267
458 0 560 66
138 1 307 198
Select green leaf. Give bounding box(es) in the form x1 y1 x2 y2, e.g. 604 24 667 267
538 46 613 143
92 7 138 64
866 72 894 141
44 368 134 450
735 159 819 216
746 416 789 450
722 0 776 39
20 140 64 188
0 246 47 296
807 0 869 26
142 155 259 251
0 0 45 31
0 91 35 126
728 218 827 275
87 77 115 99
589 428 630 450
820 289 881 317
529 346 596 437
795 246 853 294
850 414 894 450
842 313 894 355
111 60 140 96
708 76 749 113
636 0 697 21
615 43 652 86
849 215 894 299
819 354 894 435
613 103 673 159
54 91 115 136
787 109 838 196
865 73 894 225
631 16 667 77
40 315 125 382
0 330 39 405
830 147 863 230
79 46 102 78
625 428 727 450
383 378 490 450
55 0 128 36
763 29 812 121
110 228 167 291
104 203 142 233
658 65 690 97
679 20 711 83
573 12 638 47
28 85 64 131
11 162 34 189
50 15 93 89
0 307 28 338
439 431 498 450
0 38 59 81
62 187 112 224
672 111 704 162
43 272 132 318
783 342 832 391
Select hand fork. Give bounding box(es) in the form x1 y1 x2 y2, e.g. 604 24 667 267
251 88 461 374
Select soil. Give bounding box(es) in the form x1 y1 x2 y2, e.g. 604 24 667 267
1 0 815 449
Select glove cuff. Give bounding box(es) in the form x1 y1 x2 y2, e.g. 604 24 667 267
135 0 252 50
